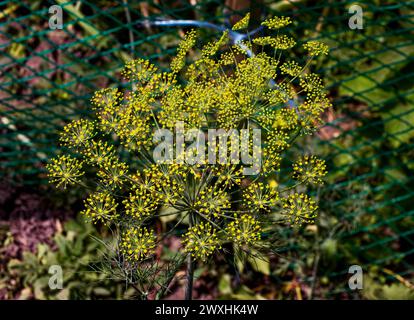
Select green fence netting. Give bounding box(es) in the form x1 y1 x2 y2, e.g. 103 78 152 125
1 0 413 296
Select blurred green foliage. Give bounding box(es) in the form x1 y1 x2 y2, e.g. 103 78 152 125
1 218 131 299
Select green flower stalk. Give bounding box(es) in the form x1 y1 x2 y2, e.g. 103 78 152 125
47 14 331 299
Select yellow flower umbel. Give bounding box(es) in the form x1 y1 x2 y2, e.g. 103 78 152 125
303 40 329 56
226 214 262 246
91 88 123 133
215 165 244 188
46 155 84 189
293 155 327 185
281 193 318 225
120 227 156 262
123 186 159 220
261 16 292 29
280 60 302 77
82 140 115 166
253 35 296 50
300 73 324 93
201 30 229 58
97 159 128 188
91 87 123 111
243 182 279 212
47 13 332 266
232 13 250 31
59 119 95 149
195 186 231 218
121 58 158 82
170 29 197 74
140 164 184 205
80 192 118 225
182 222 221 261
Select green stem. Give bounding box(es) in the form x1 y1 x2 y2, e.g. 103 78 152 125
185 212 195 300
185 252 194 300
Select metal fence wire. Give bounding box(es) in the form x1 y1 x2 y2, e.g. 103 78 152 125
1 0 413 295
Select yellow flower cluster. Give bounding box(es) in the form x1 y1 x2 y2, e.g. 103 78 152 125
281 193 318 225
298 93 332 134
82 140 115 166
219 51 234 66
269 108 299 131
225 214 261 246
121 58 158 82
196 187 231 218
265 130 290 153
48 13 332 261
293 155 327 185
261 16 292 29
91 87 123 111
91 88 123 133
253 35 296 50
266 82 295 105
303 40 329 56
123 185 158 219
182 222 221 261
214 54 278 129
243 182 279 212
232 13 250 31
232 40 251 55
215 165 244 188
148 72 177 96
46 155 84 189
170 29 197 73
60 119 95 149
120 227 156 261
259 128 291 174
280 60 302 77
141 164 184 205
117 115 152 151
97 160 128 188
93 88 153 152
80 192 118 225
300 73 324 93
201 30 229 58
261 149 282 174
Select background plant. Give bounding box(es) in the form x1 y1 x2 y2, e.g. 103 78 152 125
1 218 129 300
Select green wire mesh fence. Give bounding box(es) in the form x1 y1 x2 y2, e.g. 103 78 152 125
1 0 413 296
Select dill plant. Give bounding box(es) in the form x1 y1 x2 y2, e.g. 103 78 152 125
47 14 331 299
